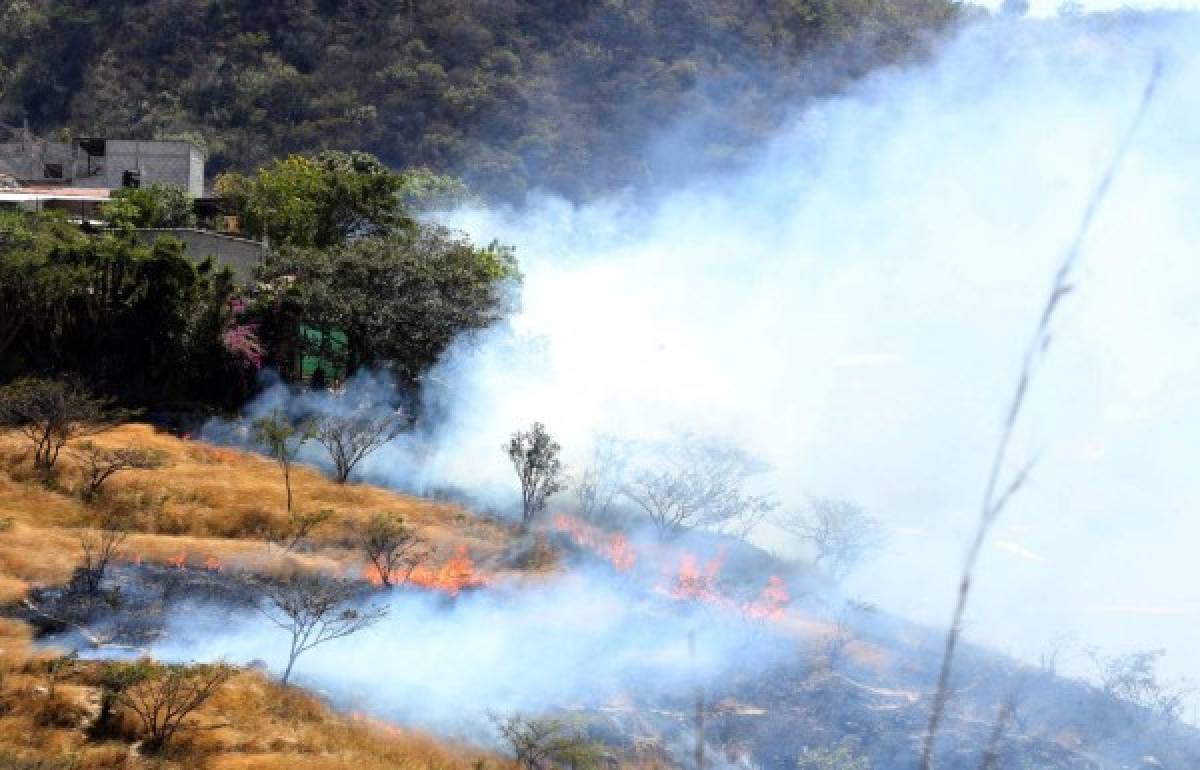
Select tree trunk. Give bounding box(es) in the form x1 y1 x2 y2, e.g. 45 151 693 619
282 636 299 685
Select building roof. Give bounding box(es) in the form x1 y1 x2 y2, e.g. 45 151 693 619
0 186 112 203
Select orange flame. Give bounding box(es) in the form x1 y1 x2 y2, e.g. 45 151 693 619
552 514 791 621
204 555 222 573
552 513 636 572
667 551 726 603
364 545 487 597
661 550 791 621
743 575 791 620
169 552 187 570
608 534 636 572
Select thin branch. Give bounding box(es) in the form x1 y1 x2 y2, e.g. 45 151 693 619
918 56 1163 770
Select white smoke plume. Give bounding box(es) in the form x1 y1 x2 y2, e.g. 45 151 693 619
200 11 1200 725
151 571 793 740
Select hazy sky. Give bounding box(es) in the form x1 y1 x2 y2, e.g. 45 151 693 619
989 0 1200 18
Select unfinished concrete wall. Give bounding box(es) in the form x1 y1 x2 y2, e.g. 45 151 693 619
94 141 205 196
0 142 76 182
0 140 205 195
133 228 265 283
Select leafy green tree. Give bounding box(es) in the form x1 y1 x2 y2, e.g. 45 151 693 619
216 151 409 249
0 0 959 202
251 409 315 514
0 211 89 362
257 226 519 384
104 183 198 229
506 422 566 531
0 210 253 407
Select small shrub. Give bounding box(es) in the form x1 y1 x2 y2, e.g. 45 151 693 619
360 512 432 586
102 660 235 753
225 507 281 540
72 442 166 503
0 378 122 477
492 713 606 770
797 739 871 770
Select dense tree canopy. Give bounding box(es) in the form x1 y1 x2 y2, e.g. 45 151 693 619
256 225 519 385
0 147 520 411
105 183 198 229
0 210 255 407
215 151 412 249
0 0 960 201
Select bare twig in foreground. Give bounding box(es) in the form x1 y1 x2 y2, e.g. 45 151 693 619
919 56 1164 770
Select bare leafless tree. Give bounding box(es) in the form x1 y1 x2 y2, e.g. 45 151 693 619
109 660 235 753
313 409 405 483
574 434 631 527
506 422 566 531
72 441 166 502
0 377 122 477
621 433 775 541
360 512 434 587
255 572 386 685
779 497 884 581
491 712 604 770
76 507 134 594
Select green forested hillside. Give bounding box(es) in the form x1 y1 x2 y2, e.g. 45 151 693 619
0 0 959 200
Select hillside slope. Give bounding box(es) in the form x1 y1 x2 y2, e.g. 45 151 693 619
0 423 527 600
0 0 960 200
0 423 545 768
0 611 512 770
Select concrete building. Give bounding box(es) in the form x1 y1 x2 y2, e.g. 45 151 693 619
0 138 205 197
0 137 266 282
131 228 266 283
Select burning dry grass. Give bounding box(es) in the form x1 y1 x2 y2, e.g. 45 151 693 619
0 424 538 766
0 422 527 594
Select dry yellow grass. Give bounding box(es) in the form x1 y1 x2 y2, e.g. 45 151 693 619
0 425 539 767
0 422 529 593
0 623 516 770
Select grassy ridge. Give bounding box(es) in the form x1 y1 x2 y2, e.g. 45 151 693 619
0 423 541 768
0 617 513 769
0 423 520 595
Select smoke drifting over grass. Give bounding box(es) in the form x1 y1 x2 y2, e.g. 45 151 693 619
200 10 1200 735
153 570 793 738
431 15 1200 684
